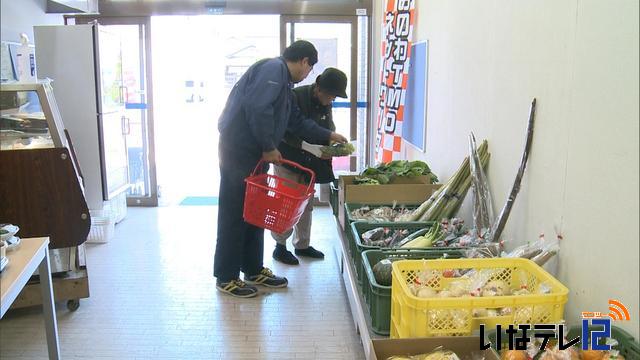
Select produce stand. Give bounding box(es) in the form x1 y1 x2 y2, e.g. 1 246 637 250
334 212 480 359
334 215 385 360
333 172 446 359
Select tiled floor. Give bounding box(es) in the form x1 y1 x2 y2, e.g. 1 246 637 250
0 206 365 359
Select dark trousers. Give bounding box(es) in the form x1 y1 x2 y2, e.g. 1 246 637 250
214 146 265 282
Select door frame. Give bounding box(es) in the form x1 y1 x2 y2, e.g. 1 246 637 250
280 15 365 172
65 15 158 206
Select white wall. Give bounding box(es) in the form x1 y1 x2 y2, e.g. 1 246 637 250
1 0 62 42
371 0 639 337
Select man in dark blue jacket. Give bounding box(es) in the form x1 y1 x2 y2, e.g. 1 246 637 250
215 40 347 298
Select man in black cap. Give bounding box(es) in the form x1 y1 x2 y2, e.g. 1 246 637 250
272 67 349 265
215 42 348 298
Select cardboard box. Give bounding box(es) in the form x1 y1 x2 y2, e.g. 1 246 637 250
337 175 440 230
370 336 500 360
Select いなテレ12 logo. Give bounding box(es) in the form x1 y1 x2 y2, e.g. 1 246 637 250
581 299 630 351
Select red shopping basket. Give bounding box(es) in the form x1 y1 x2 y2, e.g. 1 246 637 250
243 159 316 233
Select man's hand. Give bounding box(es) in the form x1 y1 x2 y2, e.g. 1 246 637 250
262 149 282 164
329 132 348 144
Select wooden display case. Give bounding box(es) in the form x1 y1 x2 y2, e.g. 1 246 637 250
0 80 91 311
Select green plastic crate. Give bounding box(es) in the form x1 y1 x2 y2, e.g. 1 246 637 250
343 203 419 262
486 325 639 359
350 221 434 286
362 248 463 335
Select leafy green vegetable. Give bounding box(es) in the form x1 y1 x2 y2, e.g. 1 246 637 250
320 142 355 157
355 160 438 185
353 176 381 185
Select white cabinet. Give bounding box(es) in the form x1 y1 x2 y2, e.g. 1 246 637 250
34 24 129 211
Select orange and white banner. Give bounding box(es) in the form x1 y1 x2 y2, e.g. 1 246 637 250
374 0 416 163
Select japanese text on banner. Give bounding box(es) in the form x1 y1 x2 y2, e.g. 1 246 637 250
375 0 415 163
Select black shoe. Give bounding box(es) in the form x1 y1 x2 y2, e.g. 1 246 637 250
216 279 258 298
295 246 325 259
244 267 288 288
273 245 299 265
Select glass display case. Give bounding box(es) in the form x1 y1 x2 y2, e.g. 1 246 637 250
0 81 68 151
0 80 90 311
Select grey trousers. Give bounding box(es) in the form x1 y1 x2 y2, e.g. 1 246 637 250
271 165 314 249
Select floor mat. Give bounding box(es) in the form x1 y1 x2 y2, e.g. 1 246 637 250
179 196 219 206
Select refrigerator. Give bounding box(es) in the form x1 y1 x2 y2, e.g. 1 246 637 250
34 24 129 212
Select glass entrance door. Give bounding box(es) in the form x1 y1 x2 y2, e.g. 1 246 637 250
280 15 369 172
66 16 158 206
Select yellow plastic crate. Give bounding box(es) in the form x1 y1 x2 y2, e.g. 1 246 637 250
390 258 568 338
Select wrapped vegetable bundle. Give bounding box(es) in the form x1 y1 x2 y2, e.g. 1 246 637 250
500 235 560 267
404 264 557 333
408 265 552 299
469 132 495 240
361 227 411 247
320 142 355 157
350 205 414 222
459 233 559 271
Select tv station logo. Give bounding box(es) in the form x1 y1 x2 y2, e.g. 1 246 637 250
480 299 630 352
582 299 631 321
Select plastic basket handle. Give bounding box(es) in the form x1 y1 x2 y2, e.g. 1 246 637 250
251 159 316 193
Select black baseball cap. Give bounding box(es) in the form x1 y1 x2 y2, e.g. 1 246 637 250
316 68 348 98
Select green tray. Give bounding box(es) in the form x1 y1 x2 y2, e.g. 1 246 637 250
486 325 639 359
350 221 435 287
362 248 463 335
343 203 419 261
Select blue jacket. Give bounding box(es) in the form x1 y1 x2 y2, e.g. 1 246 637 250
218 57 332 154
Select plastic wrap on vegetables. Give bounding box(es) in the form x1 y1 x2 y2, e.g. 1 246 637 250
350 204 414 222
511 270 532 296
320 142 355 157
462 269 500 297
531 238 560 267
387 229 410 247
361 227 411 247
501 236 545 259
428 310 469 335
362 227 387 244
469 132 495 240
463 243 502 260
